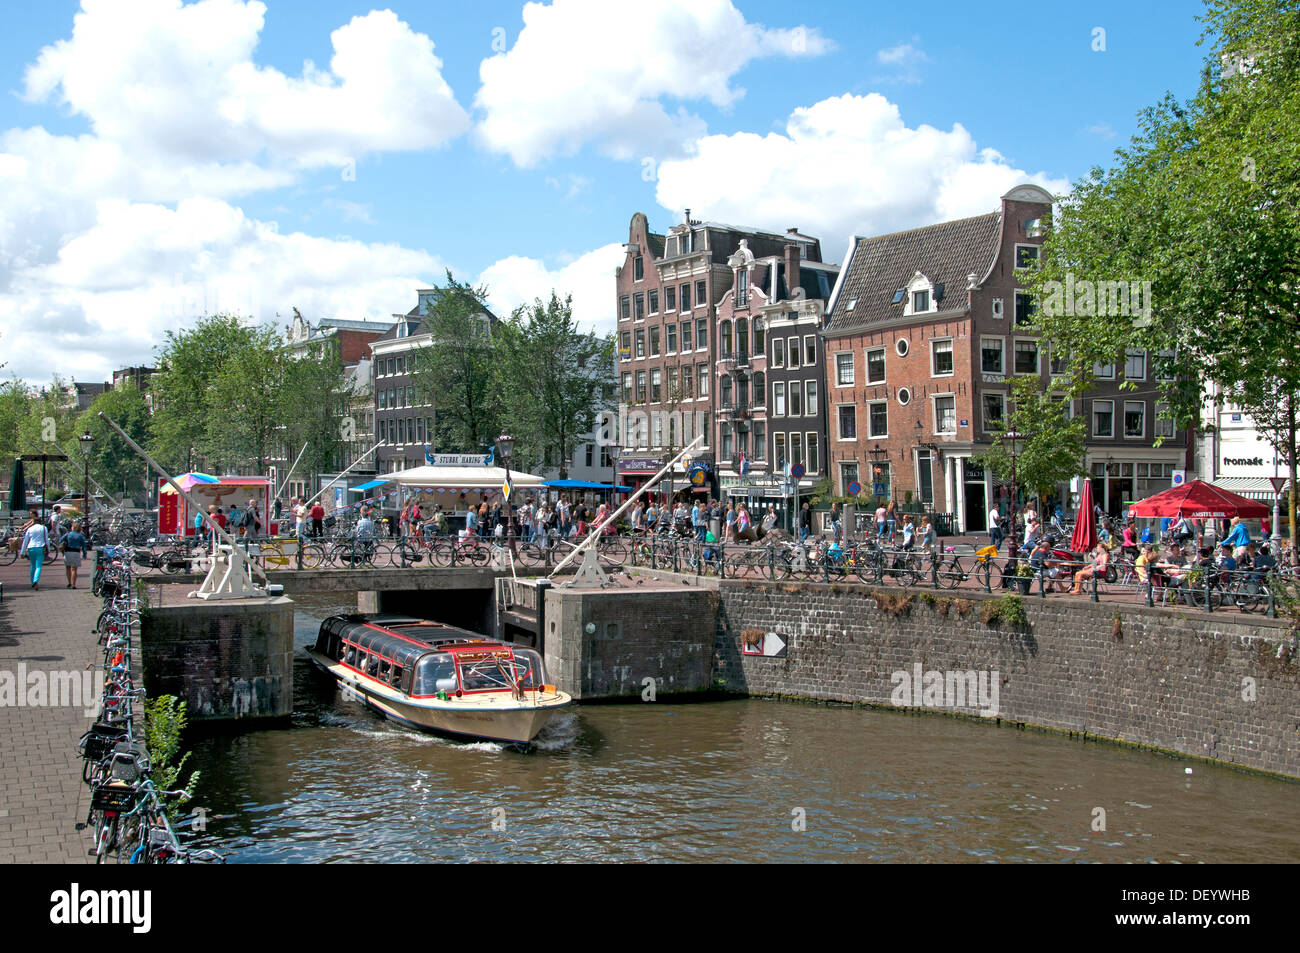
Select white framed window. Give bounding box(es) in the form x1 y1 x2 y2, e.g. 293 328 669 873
1124 401 1146 438
912 289 930 313
868 401 888 438
1013 339 1039 375
806 433 819 474
934 395 957 434
1155 348 1177 382
980 337 1004 375
866 347 886 384
1014 291 1036 326
787 337 800 370
839 461 859 495
1155 403 1174 438
773 382 786 417
789 381 804 417
773 338 786 367
789 431 804 468
1014 244 1040 270
804 335 816 366
805 380 818 416
895 338 909 357
931 339 954 377
1124 349 1146 381
837 404 857 440
835 352 854 385
1094 360 1115 379
1093 399 1114 438
897 386 911 406
982 392 1006 432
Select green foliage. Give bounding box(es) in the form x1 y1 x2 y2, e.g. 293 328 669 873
981 594 1029 628
971 375 1086 500
144 695 199 804
277 333 349 476
77 381 152 498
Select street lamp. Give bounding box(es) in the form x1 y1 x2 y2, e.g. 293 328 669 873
868 445 888 502
1002 430 1026 540
79 430 94 529
494 431 515 548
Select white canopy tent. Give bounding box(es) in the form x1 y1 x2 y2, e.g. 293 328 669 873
387 465 545 491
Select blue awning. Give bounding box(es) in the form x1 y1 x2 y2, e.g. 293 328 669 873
542 479 633 492
349 479 391 492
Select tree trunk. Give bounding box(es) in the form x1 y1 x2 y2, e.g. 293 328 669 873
1290 390 1297 554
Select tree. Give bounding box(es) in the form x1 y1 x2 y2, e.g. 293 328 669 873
408 272 502 454
78 382 153 499
206 323 287 473
277 336 350 479
495 293 615 475
971 375 1087 514
1021 0 1300 547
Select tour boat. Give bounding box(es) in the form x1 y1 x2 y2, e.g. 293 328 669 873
307 615 571 744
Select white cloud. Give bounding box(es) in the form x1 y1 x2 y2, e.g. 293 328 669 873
653 93 1070 246
1085 121 1117 140
877 43 924 66
875 41 927 83
477 243 626 335
24 0 469 170
474 0 830 167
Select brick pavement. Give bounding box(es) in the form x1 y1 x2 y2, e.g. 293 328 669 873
0 553 100 863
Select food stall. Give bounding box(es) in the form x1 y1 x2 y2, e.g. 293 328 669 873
157 473 272 536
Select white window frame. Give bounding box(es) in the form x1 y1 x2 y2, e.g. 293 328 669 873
1124 349 1147 381
1093 399 1115 438
835 351 854 386
805 379 818 417
773 382 787 417
836 404 857 441
1123 400 1146 439
980 337 1004 375
867 400 889 439
787 336 800 370
1013 243 1040 270
1155 403 1174 438
982 392 1006 432
933 394 957 435
805 432 819 474
1013 338 1039 376
1094 361 1116 380
804 335 816 367
866 346 886 384
789 380 804 417
931 338 955 378
992 297 1004 319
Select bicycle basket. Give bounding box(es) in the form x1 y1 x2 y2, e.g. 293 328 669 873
91 782 139 813
78 723 129 761
109 741 152 783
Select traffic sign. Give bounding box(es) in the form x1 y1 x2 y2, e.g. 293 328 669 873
873 482 888 498
1171 469 1186 487
847 480 862 496
1269 476 1288 494
791 463 805 479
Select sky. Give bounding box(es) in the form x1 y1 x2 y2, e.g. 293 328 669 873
0 0 1211 385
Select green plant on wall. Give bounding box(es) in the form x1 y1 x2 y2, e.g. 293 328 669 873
981 594 1029 628
145 695 200 804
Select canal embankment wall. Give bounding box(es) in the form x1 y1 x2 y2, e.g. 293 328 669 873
713 580 1300 779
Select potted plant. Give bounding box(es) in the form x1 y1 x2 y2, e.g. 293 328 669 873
1015 561 1035 594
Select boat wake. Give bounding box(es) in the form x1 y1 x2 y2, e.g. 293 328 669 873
532 711 581 751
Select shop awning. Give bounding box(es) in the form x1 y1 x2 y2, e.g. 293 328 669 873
542 479 633 491
349 479 390 492
1211 476 1292 501
387 465 545 491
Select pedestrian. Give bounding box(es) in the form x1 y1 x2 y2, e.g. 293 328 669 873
273 497 283 522
245 499 262 537
901 514 915 550
228 501 244 537
20 516 51 589
799 502 812 542
988 503 1002 547
62 520 89 588
724 503 736 542
830 502 842 543
875 501 887 539
309 500 325 538
885 500 898 541
919 515 937 552
294 498 307 538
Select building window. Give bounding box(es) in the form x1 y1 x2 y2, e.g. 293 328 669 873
806 433 819 474
935 396 956 434
838 405 857 440
635 329 645 359
790 432 804 468
622 373 633 403
774 433 786 468
648 290 659 314
720 320 733 357
1155 403 1174 438
735 318 749 360
787 337 800 370
736 268 748 308
790 381 803 417
981 338 1004 374
681 321 692 352
721 424 732 458
866 347 886 384
634 256 644 281
1124 401 1145 438
680 283 691 312
396 356 405 374
698 364 709 397
1014 244 1040 269
665 286 676 312
931 340 954 376
620 296 630 320
650 369 662 402
1014 292 1036 326
917 449 934 505
753 372 766 407
1049 346 1068 375
634 293 645 320
667 364 678 397
1155 348 1176 381
804 335 816 366
666 324 676 354
696 318 707 351
1093 400 1114 438
840 462 859 495
836 352 854 385
620 331 631 361
754 318 765 353
992 297 1004 319
805 380 817 416
753 422 766 461
635 371 646 403
1014 340 1039 375
1124 349 1146 381
913 290 930 312
868 401 888 438
1094 361 1115 379
696 280 707 308
773 382 786 416
720 376 733 410
649 326 661 357
682 365 693 398
982 392 1005 431
773 339 786 367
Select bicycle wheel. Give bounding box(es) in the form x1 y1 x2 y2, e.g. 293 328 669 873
974 560 992 591
937 557 963 589
428 541 454 567
300 544 329 569
394 540 424 566
599 537 628 566
464 543 491 567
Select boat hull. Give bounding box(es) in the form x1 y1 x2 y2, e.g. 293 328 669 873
306 648 571 744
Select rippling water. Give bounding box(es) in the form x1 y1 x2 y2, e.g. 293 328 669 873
181 597 1300 863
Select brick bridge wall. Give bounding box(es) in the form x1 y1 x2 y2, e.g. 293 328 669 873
714 580 1300 778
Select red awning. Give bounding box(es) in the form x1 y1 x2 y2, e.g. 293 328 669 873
1128 480 1270 519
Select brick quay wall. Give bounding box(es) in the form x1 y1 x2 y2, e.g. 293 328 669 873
711 580 1300 779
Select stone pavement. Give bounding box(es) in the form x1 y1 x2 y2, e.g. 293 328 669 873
0 554 100 863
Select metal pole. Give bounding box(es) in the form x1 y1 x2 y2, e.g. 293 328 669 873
550 434 704 577
301 440 383 509
274 441 310 500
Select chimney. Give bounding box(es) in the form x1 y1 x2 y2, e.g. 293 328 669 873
784 241 801 301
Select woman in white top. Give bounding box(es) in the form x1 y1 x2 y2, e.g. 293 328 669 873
20 519 51 589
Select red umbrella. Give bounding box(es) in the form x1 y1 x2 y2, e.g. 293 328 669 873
1071 479 1097 554
1128 480 1268 519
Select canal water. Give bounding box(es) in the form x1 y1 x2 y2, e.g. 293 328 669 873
184 597 1300 863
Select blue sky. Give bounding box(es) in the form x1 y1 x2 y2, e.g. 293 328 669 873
0 0 1209 383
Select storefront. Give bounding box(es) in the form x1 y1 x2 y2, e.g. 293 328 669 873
157 475 271 536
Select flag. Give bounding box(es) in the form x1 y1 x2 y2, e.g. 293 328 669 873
424 444 436 465
739 451 750 477
483 446 495 465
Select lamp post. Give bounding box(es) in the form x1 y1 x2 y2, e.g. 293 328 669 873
79 431 94 529
1003 429 1025 541
494 431 516 551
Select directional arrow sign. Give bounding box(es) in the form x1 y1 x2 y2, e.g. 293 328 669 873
763 631 787 657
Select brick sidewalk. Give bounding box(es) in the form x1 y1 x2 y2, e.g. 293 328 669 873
0 555 100 863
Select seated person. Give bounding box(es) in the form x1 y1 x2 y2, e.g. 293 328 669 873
1070 543 1110 594
1027 538 1061 591
1249 543 1275 577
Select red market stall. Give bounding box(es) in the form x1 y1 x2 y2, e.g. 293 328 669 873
157 474 272 536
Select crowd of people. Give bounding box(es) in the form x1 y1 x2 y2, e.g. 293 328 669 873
14 505 89 590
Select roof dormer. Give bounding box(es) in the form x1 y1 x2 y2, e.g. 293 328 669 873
902 272 942 316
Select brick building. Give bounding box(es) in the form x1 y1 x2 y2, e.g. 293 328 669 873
822 184 1190 533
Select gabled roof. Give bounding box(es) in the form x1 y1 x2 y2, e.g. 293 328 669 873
824 211 1002 336
645 232 666 259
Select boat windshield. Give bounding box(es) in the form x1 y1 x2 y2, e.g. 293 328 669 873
411 653 457 696
457 648 544 693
